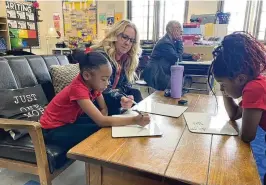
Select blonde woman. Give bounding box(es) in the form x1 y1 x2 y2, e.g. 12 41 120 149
91 20 143 115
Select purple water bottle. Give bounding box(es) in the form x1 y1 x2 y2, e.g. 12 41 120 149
171 63 184 99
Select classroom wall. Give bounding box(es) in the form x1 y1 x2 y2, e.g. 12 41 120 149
1 1 64 55
97 0 127 40
26 1 64 55
96 0 219 40
187 0 219 22
2 0 127 54
0 1 7 17
2 0 219 54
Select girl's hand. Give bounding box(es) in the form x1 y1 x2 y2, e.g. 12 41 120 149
133 113 150 127
100 108 108 116
120 95 134 109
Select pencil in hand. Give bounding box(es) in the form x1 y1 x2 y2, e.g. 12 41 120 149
121 92 138 105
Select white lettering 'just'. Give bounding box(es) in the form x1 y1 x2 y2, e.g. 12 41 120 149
14 94 37 104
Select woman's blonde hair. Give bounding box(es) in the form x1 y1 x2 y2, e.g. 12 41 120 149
91 20 141 83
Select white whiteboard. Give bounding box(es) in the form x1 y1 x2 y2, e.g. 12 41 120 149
136 102 188 118
111 113 162 138
184 112 238 136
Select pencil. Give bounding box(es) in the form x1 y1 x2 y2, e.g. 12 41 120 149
133 109 143 117
120 92 138 105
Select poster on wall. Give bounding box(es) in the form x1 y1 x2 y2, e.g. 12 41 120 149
7 20 17 29
53 13 60 31
16 11 26 20
63 0 97 48
107 17 114 26
27 22 35 30
115 12 123 23
17 21 27 29
106 9 114 26
99 13 106 24
5 1 39 49
26 12 34 21
6 9 16 19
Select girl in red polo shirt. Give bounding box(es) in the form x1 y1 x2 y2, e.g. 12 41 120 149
209 32 266 143
40 52 150 151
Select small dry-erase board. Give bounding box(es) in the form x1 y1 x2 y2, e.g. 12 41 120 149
135 102 188 118
111 114 163 138
184 112 238 136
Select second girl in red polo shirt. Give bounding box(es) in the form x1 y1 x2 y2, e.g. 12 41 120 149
40 52 150 150
209 32 266 143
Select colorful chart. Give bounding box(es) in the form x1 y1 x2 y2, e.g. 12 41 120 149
63 0 97 48
6 1 39 48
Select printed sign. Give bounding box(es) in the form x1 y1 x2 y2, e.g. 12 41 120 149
6 1 39 48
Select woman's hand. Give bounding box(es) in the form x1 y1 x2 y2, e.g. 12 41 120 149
192 53 201 61
133 113 150 127
120 95 134 109
172 29 182 40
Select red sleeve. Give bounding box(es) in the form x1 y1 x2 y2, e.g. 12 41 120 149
85 48 93 54
69 84 90 101
241 81 266 110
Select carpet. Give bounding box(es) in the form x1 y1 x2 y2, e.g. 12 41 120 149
251 126 266 184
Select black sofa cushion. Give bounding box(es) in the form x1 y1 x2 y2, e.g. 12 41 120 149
25 55 55 101
0 57 18 89
5 56 38 88
0 134 70 174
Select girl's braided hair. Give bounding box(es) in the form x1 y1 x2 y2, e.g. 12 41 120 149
208 32 266 94
209 32 266 80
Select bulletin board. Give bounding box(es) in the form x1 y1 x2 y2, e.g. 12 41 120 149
63 0 97 48
5 1 40 49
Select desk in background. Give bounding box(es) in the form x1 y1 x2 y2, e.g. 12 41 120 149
184 45 215 61
182 45 215 93
179 60 213 93
179 60 212 75
52 48 72 55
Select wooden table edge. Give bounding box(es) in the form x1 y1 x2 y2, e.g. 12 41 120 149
67 126 198 185
67 152 169 182
164 176 203 185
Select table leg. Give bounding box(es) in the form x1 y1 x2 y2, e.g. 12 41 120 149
85 163 90 185
86 163 102 185
84 162 180 185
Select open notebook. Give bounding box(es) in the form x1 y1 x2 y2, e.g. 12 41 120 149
111 112 162 138
184 112 239 136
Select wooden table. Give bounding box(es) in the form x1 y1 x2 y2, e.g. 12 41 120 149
67 92 261 185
